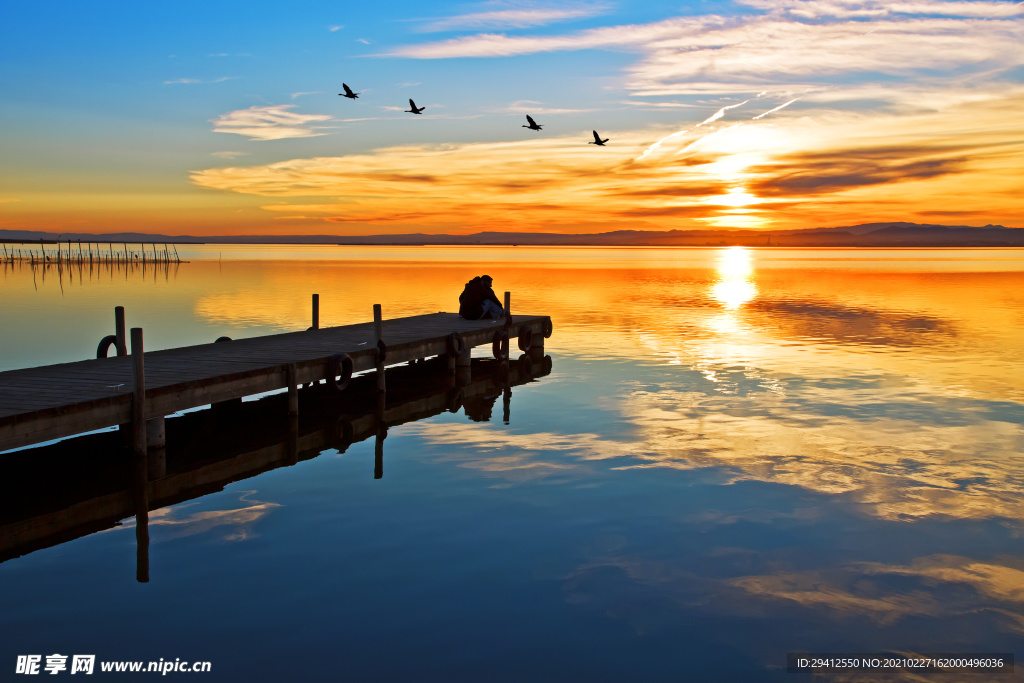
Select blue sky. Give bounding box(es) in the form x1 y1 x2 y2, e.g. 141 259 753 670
2 0 1022 234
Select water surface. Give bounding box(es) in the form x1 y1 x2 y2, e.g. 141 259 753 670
2 246 1023 681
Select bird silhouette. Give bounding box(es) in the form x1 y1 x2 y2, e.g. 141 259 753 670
405 99 425 114
339 83 359 99
588 130 609 146
523 115 543 131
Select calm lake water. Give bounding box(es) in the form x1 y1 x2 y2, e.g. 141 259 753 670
2 246 1023 681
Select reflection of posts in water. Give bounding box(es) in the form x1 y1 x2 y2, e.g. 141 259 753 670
130 328 150 584
374 426 387 480
503 386 511 424
374 391 386 479
286 414 299 467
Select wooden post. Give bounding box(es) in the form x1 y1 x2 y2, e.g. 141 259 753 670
130 327 149 583
286 363 299 416
312 294 319 330
115 306 127 356
504 291 511 321
373 303 386 392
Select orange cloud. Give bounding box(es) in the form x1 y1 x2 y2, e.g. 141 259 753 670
191 87 1024 232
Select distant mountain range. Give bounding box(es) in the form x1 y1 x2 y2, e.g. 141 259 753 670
2 222 1022 248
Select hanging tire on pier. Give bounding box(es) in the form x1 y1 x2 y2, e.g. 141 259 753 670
375 339 388 364
542 318 553 338
517 327 533 352
446 332 465 357
96 335 118 359
334 417 354 454
492 330 509 360
327 353 354 392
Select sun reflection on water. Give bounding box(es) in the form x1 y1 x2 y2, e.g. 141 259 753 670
711 246 757 310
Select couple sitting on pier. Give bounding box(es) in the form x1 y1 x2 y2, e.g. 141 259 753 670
459 275 504 320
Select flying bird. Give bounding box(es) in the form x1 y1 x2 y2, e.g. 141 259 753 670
522 115 542 131
588 130 609 146
405 99 425 114
339 83 359 99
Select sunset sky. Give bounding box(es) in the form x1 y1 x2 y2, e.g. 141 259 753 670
1 0 1022 235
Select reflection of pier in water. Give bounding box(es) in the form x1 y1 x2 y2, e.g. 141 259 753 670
0 353 551 580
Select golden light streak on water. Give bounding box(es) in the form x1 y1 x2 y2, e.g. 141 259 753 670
711 246 756 310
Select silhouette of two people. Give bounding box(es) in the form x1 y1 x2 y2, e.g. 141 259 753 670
459 275 504 320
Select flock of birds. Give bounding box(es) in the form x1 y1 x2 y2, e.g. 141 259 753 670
339 83 610 146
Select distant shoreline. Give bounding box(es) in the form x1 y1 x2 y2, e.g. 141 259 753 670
2 222 1023 249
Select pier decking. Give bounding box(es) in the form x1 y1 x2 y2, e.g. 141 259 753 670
0 310 552 452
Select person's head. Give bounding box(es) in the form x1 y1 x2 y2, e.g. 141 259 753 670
480 275 493 286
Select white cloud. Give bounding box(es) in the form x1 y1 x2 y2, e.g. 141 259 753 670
420 5 610 32
385 0 1024 103
503 99 594 114
163 76 233 85
210 105 333 141
329 25 344 32
290 91 321 99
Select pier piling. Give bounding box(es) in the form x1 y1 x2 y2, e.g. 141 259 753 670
373 304 386 393
130 327 150 583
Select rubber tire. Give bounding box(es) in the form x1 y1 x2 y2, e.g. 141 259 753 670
492 330 509 360
517 327 533 352
447 332 465 357
96 335 118 359
327 353 354 392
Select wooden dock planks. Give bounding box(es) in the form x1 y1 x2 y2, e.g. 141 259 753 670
0 312 550 452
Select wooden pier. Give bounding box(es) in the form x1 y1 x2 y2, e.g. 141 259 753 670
0 354 552 568
0 298 552 453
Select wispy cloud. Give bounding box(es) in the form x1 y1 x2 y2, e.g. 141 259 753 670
356 38 372 45
419 4 611 32
163 76 234 85
752 98 801 119
290 91 321 99
386 0 1024 102
329 25 344 32
503 99 594 114
210 105 333 141
211 151 249 159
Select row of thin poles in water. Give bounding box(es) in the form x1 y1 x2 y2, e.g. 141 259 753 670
2 245 183 292
0 240 183 266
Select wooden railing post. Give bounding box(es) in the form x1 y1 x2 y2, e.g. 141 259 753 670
312 294 319 330
373 304 386 393
115 306 126 356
